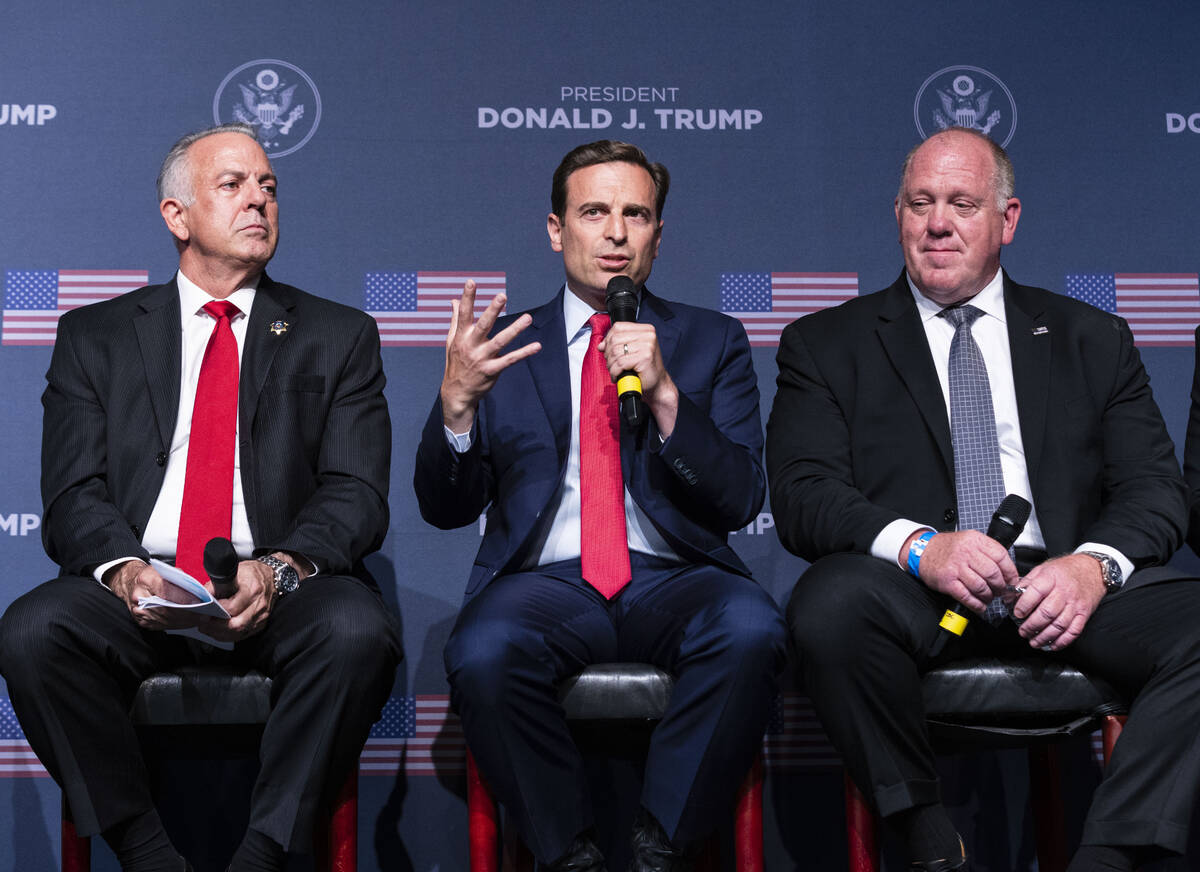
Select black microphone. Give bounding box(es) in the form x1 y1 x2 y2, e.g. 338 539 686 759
203 537 240 599
929 494 1032 655
605 275 646 428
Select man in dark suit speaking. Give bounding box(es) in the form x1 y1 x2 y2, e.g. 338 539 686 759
0 124 400 872
767 127 1200 871
414 140 785 872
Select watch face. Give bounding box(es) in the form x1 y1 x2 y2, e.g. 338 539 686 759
278 569 299 593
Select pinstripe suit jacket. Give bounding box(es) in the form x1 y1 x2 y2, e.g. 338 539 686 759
39 275 391 583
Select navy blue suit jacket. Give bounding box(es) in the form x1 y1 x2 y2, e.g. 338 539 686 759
414 286 765 599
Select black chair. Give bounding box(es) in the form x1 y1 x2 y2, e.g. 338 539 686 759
843 656 1128 872
60 666 358 872
467 663 765 872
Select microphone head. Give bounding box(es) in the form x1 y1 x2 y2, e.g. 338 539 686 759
985 494 1032 550
995 494 1032 529
605 275 638 322
202 537 238 580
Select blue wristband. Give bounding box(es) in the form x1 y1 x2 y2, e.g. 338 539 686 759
906 531 935 577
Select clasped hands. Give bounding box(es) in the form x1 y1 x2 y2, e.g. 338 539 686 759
907 529 1107 651
105 552 307 642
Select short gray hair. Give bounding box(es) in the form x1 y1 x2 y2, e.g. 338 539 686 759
156 123 260 204
898 127 1015 212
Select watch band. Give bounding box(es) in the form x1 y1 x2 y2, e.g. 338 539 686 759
1079 550 1123 594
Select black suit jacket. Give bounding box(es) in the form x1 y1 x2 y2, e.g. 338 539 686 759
40 275 391 581
766 271 1186 587
414 287 765 599
1182 325 1200 552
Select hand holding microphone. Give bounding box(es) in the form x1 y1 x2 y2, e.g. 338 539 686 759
203 537 240 599
605 275 646 428
927 494 1032 656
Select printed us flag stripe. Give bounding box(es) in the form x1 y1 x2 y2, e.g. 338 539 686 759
2 269 148 346
361 696 463 774
366 271 506 347
1115 273 1200 347
721 272 858 347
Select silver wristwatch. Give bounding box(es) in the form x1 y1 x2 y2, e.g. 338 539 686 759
1080 550 1123 594
256 554 300 598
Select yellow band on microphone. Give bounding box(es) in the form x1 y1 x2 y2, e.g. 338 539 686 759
939 609 968 636
617 374 642 396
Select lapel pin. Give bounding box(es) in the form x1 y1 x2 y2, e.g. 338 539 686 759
1031 326 1048 335
269 320 289 336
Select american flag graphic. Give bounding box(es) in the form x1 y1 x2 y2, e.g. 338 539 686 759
762 692 841 771
0 698 44 777
1065 273 1200 347
365 271 506 347
2 269 148 346
360 695 464 775
720 272 859 346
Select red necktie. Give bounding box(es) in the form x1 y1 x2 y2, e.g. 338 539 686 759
175 300 240 581
579 312 631 598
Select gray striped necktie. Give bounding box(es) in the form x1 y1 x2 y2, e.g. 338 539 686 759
941 304 1009 621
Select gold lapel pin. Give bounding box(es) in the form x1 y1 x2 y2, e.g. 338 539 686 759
269 320 289 336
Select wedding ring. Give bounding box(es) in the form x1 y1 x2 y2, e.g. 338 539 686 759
623 343 630 355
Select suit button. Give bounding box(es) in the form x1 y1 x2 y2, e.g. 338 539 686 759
943 508 956 525
155 452 167 467
130 524 141 537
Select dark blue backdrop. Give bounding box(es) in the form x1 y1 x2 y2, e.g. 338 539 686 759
3 2 1199 869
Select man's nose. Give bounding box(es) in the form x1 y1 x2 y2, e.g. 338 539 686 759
604 212 627 242
925 204 953 235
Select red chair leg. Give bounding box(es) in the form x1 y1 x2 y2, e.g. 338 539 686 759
1027 745 1068 872
61 794 90 872
1101 714 1126 765
844 771 880 872
328 768 358 872
467 751 501 872
733 753 764 872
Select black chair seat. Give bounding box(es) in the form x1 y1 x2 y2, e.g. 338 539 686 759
557 664 674 721
922 656 1127 746
130 666 272 726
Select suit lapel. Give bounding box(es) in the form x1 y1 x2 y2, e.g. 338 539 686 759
522 289 572 465
1004 275 1051 489
133 280 183 451
874 276 954 478
638 287 681 375
240 274 296 430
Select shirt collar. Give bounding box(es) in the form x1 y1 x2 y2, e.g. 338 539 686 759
908 267 1006 326
563 281 637 344
175 269 257 327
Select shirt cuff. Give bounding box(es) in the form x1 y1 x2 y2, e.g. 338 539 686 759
871 519 934 568
443 424 473 454
93 556 142 587
1074 542 1132 585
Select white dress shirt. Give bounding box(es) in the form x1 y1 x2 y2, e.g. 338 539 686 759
870 268 1132 582
94 270 257 581
445 285 679 567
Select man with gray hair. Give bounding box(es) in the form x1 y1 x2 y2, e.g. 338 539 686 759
0 123 400 872
768 127 1200 870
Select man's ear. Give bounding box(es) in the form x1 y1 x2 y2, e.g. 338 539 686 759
160 198 189 243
